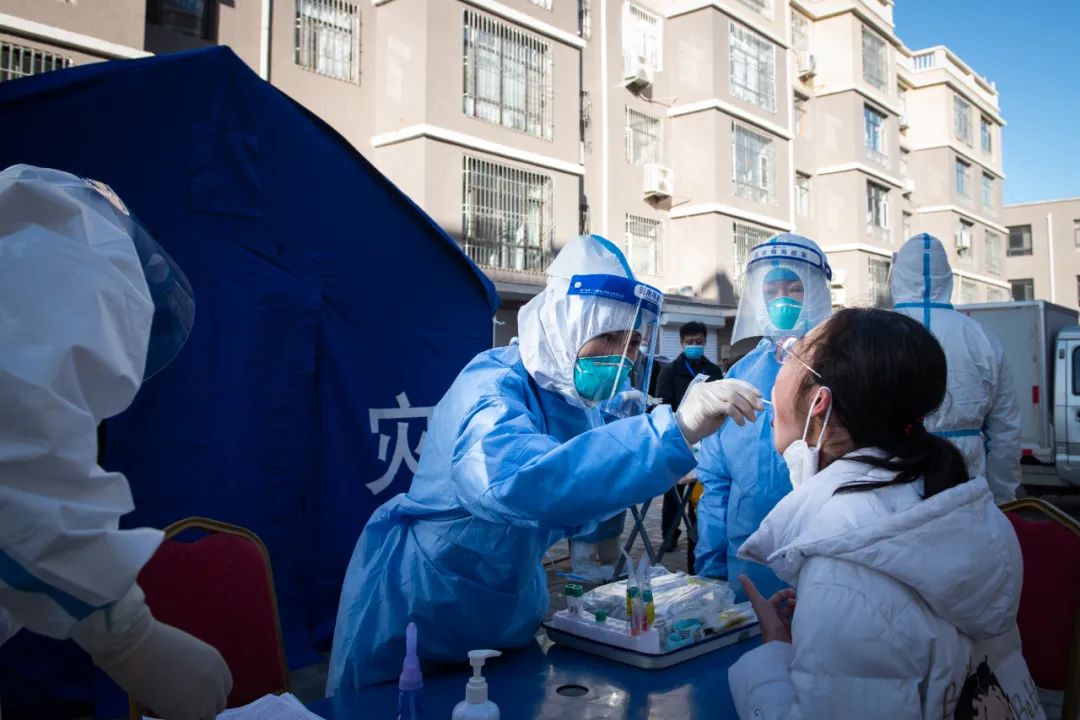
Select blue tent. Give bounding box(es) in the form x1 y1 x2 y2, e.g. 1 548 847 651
0 47 497 716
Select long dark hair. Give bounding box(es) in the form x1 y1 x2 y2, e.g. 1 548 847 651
798 308 969 497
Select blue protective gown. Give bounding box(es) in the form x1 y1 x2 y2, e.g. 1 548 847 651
327 345 694 694
694 341 788 600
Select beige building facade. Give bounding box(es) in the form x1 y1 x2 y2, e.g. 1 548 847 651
1001 198 1080 310
0 0 1009 360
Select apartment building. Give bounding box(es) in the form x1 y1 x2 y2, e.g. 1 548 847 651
1001 198 1080 310
0 0 1008 360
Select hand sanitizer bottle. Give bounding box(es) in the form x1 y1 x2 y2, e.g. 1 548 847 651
451 650 501 720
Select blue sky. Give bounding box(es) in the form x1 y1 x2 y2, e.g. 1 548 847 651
893 0 1080 204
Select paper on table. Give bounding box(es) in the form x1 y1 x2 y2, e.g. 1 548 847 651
144 693 324 720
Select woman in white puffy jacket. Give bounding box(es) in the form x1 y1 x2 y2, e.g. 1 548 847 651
729 308 1043 720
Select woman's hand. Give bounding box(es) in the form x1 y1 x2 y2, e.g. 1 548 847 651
739 574 796 644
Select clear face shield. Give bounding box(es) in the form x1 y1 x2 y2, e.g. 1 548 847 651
81 179 195 379
730 240 833 346
567 274 663 418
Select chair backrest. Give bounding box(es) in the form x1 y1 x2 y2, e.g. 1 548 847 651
133 517 290 714
1001 498 1080 716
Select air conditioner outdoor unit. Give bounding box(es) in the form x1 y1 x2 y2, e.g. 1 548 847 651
797 51 816 78
902 177 915 195
830 268 847 287
898 113 910 129
623 54 654 89
830 287 847 306
955 229 972 251
643 163 674 199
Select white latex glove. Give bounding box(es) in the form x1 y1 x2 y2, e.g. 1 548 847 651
675 378 763 445
71 585 232 720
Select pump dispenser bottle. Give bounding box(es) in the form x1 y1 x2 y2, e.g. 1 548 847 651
451 649 501 720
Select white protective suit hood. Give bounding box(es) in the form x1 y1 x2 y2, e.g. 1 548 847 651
729 233 833 346
741 457 1019 640
0 165 165 639
518 235 659 408
891 233 954 307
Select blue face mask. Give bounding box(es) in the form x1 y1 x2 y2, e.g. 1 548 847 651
684 345 705 360
574 355 634 402
767 296 803 331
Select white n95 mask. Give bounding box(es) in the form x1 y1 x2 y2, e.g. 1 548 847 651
782 386 832 489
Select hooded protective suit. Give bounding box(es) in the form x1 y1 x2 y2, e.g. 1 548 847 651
0 166 164 644
728 452 1042 719
0 165 230 720
891 234 1021 502
695 234 832 598
327 235 696 694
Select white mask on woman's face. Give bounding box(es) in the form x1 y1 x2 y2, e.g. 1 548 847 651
782 386 832 489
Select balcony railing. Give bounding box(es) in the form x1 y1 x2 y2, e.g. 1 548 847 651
461 238 550 274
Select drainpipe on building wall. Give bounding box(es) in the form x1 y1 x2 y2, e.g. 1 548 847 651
599 0 609 238
259 0 272 81
1047 212 1056 303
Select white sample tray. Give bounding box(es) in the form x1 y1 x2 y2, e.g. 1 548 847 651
542 608 760 669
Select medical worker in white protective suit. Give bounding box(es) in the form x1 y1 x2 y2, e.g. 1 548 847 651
694 234 833 600
891 233 1022 502
0 166 232 719
327 235 763 693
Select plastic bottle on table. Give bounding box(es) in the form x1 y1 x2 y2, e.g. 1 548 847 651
396 623 423 720
452 650 502 720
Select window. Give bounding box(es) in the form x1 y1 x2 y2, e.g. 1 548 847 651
982 174 994 208
0 41 71 81
902 211 912 239
986 230 1002 275
955 158 970 197
988 287 1010 303
866 181 889 230
464 11 553 140
147 0 215 39
794 97 807 135
736 0 771 17
580 203 590 235
1074 347 1080 395
861 26 886 90
791 11 810 57
733 124 775 204
625 108 661 165
579 0 592 40
864 105 886 165
729 22 776 112
733 222 772 299
1010 278 1034 302
295 0 360 83
461 156 553 274
954 95 972 145
623 3 662 72
796 174 811 217
981 117 993 154
580 91 592 153
868 257 891 308
959 279 979 305
626 215 663 276
1008 225 1033 257
1074 219 1080 250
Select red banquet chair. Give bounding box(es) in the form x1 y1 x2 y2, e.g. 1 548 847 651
1001 498 1080 720
128 517 290 719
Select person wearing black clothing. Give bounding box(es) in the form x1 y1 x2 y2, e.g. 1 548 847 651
654 322 724 558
